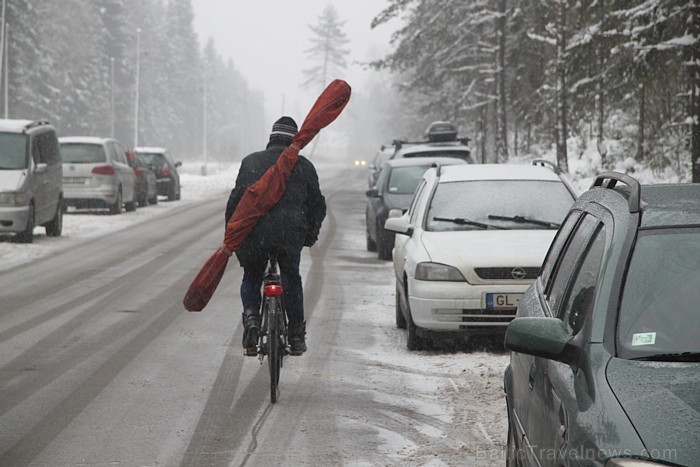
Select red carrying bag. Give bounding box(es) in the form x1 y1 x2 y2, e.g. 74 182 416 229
183 79 351 312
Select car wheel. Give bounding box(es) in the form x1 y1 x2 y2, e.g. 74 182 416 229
125 195 137 212
395 283 407 329
138 190 148 207
109 189 123 215
405 296 423 351
149 193 158 205
167 182 176 201
45 199 63 237
377 222 392 260
366 227 377 252
16 203 34 243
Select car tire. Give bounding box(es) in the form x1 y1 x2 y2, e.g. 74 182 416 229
366 228 377 252
138 190 148 207
395 283 407 329
16 203 34 244
377 222 392 260
167 181 177 201
109 189 123 215
44 199 63 237
149 193 158 205
125 195 137 212
405 297 423 351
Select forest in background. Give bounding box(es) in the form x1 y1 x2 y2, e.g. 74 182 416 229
2 0 264 160
371 0 700 182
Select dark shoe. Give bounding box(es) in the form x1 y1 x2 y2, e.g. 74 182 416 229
242 306 260 356
288 321 307 356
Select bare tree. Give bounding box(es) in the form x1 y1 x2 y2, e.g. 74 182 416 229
302 4 350 92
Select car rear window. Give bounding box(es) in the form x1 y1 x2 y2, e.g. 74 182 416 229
617 228 700 358
60 143 106 163
387 166 432 194
426 179 574 231
0 133 28 169
136 152 166 166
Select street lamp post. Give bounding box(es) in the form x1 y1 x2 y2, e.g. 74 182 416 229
201 61 208 176
110 57 115 138
134 28 141 147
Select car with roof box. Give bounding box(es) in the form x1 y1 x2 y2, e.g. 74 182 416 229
503 172 700 466
0 119 63 242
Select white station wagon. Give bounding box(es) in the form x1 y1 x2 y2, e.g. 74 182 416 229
384 161 577 350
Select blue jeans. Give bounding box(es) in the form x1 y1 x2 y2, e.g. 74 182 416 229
239 251 304 324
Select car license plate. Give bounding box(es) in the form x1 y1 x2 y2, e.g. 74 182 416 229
484 293 522 310
64 177 87 184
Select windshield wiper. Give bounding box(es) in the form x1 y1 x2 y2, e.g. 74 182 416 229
632 352 700 362
488 214 560 229
433 217 507 230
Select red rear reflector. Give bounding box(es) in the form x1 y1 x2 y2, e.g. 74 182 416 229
264 284 284 296
92 165 115 175
133 168 141 177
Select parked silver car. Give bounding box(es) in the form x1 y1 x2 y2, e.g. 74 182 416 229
59 137 137 214
0 119 63 243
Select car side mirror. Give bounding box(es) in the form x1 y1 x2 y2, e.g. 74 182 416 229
505 317 576 366
175 161 182 167
34 163 48 174
384 215 413 236
365 188 380 198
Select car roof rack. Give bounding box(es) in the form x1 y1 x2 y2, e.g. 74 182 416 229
531 159 561 175
591 171 641 213
23 120 51 133
431 161 442 177
392 137 471 151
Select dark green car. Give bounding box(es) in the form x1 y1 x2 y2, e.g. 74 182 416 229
503 172 700 466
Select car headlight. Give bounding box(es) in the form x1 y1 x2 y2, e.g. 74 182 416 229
605 459 671 467
0 192 27 205
415 262 466 281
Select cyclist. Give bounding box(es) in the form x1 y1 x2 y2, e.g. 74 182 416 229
225 116 326 356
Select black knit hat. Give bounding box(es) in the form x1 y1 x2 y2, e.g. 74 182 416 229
269 116 298 144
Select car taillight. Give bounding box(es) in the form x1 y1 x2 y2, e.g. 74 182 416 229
161 163 169 177
264 284 284 296
92 165 115 176
133 168 141 177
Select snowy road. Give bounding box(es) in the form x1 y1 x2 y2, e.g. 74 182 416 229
0 162 509 466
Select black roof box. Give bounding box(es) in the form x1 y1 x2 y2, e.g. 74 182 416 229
425 121 457 142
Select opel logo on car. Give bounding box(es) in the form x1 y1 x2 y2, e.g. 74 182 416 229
511 267 526 280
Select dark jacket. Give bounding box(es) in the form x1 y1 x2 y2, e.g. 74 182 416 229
225 141 326 264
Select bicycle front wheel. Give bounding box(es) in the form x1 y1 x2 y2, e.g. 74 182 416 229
267 298 282 403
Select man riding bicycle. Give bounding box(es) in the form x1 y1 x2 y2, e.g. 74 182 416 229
225 116 326 356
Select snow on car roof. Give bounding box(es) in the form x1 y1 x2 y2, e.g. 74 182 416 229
395 142 470 157
133 146 167 153
436 163 563 183
0 119 36 133
58 136 111 144
384 156 467 168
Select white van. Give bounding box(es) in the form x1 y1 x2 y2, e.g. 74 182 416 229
0 119 63 243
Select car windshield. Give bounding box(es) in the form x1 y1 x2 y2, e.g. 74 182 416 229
0 133 28 169
387 166 432 195
60 143 106 163
403 150 471 162
426 180 574 232
617 228 700 359
136 152 166 166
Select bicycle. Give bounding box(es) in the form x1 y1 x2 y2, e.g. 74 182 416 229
255 252 289 403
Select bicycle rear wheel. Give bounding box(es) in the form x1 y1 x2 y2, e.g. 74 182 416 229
267 298 283 403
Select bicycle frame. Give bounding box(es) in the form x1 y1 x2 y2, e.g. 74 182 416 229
257 253 288 403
